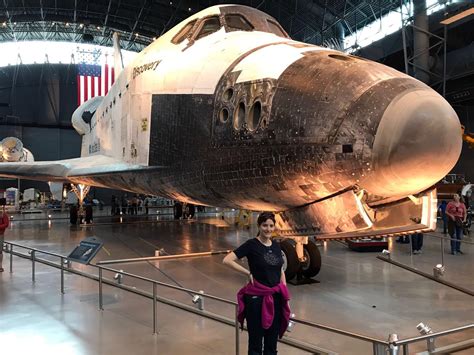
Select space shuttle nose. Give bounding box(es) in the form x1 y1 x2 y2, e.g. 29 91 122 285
363 89 462 198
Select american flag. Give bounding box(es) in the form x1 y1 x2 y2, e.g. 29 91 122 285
76 55 115 106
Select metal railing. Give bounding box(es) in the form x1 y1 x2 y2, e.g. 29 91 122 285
2 240 473 355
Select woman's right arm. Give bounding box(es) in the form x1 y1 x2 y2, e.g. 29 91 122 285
223 252 253 283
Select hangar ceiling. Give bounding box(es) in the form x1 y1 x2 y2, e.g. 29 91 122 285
0 0 405 51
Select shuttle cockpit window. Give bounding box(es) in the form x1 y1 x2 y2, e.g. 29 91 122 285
195 16 222 40
266 19 287 38
225 14 254 32
172 19 197 44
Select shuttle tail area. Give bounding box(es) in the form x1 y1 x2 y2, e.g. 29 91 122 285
113 32 124 77
276 188 437 241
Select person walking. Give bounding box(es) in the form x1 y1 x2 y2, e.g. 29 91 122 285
411 233 423 254
446 194 467 255
438 200 448 234
0 205 10 272
173 201 183 220
223 212 291 355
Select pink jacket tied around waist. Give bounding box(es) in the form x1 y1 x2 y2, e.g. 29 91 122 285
237 280 291 338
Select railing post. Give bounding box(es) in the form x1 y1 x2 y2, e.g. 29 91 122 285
60 257 65 294
388 334 399 355
9 244 13 273
99 267 103 310
235 304 240 355
373 342 388 355
440 237 445 266
31 250 36 282
152 282 157 334
402 343 409 354
427 337 435 353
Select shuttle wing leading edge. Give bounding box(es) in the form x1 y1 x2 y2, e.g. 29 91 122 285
0 155 161 182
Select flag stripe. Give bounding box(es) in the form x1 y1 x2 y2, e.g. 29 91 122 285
111 66 115 90
91 76 95 99
105 63 109 96
84 76 88 103
77 75 81 106
94 77 99 99
101 64 105 96
80 76 85 105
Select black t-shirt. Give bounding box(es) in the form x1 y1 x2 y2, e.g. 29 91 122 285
234 238 283 287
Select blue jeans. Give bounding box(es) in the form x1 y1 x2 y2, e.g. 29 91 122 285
448 220 463 252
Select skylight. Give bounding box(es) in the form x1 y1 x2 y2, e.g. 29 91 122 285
343 0 454 53
0 41 138 67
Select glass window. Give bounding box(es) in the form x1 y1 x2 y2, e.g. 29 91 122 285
195 16 221 40
225 14 254 31
172 20 197 44
267 19 287 38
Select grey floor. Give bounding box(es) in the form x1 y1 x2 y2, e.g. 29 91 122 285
0 210 473 355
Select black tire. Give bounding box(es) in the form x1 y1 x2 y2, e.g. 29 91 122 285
301 240 322 278
280 239 299 281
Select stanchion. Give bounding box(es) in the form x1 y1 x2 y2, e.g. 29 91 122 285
402 344 408 354
388 333 399 355
152 283 157 334
31 250 36 282
9 244 13 273
441 237 445 266
99 267 103 310
235 304 240 355
60 256 65 294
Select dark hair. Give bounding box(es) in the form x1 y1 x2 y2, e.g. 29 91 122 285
257 212 276 226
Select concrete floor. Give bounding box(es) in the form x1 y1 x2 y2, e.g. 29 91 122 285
0 210 473 354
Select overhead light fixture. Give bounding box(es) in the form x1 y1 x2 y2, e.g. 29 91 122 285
440 7 474 25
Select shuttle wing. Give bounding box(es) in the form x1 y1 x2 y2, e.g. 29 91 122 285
0 155 160 182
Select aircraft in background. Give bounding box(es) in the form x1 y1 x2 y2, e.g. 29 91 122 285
0 5 462 280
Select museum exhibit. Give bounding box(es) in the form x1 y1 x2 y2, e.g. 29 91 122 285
0 1 473 354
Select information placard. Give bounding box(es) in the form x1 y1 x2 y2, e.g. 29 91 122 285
67 236 103 264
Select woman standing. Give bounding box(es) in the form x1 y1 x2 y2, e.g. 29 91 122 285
446 193 467 255
0 204 10 272
223 212 290 355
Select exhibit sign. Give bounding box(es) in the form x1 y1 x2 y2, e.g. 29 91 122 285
67 236 103 265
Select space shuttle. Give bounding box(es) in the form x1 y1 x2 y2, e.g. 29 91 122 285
0 5 462 279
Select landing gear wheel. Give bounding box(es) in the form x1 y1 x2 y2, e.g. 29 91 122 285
280 240 299 281
301 240 321 278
